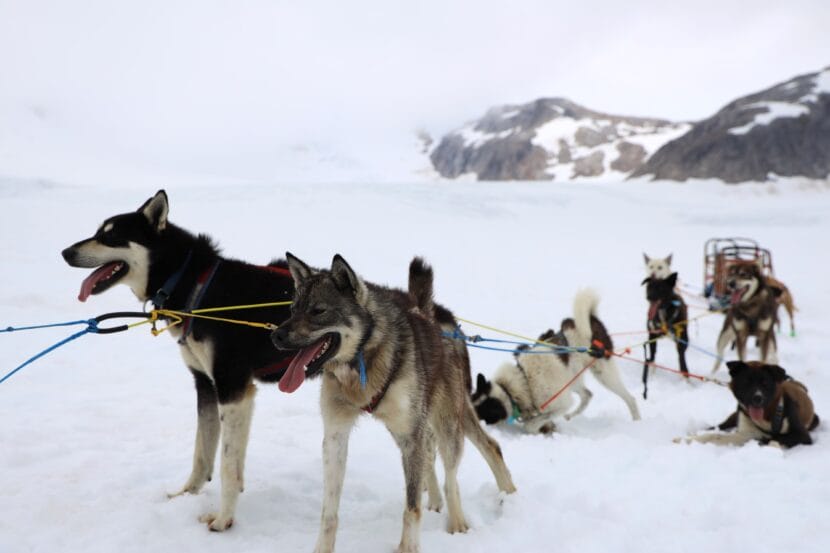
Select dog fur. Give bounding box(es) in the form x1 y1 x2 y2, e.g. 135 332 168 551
62 190 296 531
711 261 778 374
681 361 819 448
766 275 797 336
270 254 516 553
642 272 690 382
471 290 640 433
644 253 672 280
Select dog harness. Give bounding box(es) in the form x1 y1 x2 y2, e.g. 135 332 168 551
151 250 193 309
739 397 786 436
167 258 296 379
178 259 222 345
361 360 398 414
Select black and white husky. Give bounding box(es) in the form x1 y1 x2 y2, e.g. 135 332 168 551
61 190 295 531
471 290 641 433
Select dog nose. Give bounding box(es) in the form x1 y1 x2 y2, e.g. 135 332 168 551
750 391 765 407
61 247 75 263
271 326 290 349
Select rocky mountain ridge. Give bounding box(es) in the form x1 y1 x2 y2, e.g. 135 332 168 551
430 67 830 183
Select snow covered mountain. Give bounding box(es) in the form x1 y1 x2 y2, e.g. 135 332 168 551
429 98 691 181
633 67 830 183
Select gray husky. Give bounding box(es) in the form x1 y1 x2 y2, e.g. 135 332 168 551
271 254 516 553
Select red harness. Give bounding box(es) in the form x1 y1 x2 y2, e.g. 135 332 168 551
180 261 296 379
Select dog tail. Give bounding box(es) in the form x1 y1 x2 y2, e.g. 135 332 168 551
409 257 435 319
573 288 600 341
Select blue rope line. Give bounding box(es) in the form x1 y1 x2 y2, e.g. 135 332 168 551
674 336 723 361
464 342 590 355
442 330 585 355
0 321 99 386
2 319 95 333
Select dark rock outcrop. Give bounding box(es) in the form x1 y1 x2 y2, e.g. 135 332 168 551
632 68 830 182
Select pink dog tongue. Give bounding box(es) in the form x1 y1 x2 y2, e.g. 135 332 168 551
730 288 745 305
78 262 121 302
278 339 326 393
648 301 660 320
748 406 765 422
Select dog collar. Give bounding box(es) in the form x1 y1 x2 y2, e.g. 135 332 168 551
496 382 524 424
507 401 523 425
151 250 193 309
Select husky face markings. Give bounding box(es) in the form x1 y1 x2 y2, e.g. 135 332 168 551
62 192 168 302
270 254 371 392
725 263 760 305
711 262 778 373
727 360 785 420
643 253 672 280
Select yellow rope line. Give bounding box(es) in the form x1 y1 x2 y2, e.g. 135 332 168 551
154 309 277 331
190 301 292 314
131 301 294 337
455 317 559 348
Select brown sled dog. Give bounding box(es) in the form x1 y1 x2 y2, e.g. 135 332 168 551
682 361 818 448
711 262 778 374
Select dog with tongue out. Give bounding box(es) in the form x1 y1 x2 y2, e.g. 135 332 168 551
271 252 516 553
680 360 819 448
710 261 779 374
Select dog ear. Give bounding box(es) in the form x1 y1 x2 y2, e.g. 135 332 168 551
476 373 490 393
138 190 169 231
666 253 673 266
331 254 367 303
285 252 313 285
643 253 651 264
666 272 678 288
767 365 789 382
726 360 748 378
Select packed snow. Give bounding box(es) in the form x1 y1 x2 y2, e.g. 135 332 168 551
1 177 828 553
729 102 811 135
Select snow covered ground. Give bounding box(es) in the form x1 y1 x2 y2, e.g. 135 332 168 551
1 177 828 553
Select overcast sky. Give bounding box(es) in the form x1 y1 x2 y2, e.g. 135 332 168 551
0 0 827 182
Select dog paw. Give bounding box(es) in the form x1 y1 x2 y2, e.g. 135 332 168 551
447 518 470 534
672 437 690 444
199 512 234 532
167 485 200 499
167 475 209 498
426 498 443 513
765 440 784 449
538 422 557 434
